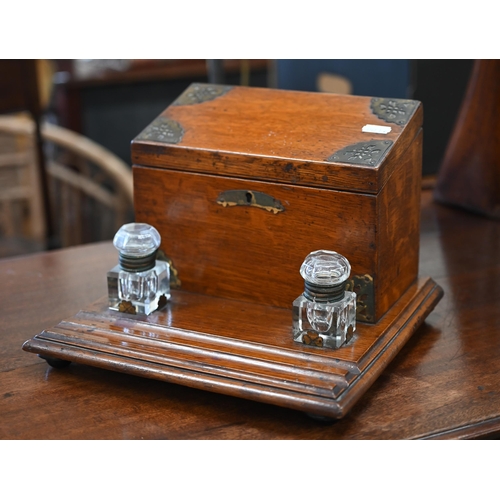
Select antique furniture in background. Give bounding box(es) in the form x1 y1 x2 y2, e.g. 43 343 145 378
434 59 500 218
0 115 46 255
0 115 133 253
0 60 53 247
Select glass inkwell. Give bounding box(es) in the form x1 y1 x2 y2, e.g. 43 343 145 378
107 223 170 315
293 250 356 349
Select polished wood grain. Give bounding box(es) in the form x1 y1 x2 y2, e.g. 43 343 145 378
133 86 423 321
133 165 377 311
131 85 423 194
2 190 500 439
376 129 422 318
22 276 442 419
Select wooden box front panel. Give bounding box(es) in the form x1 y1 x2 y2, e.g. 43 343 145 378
133 166 377 311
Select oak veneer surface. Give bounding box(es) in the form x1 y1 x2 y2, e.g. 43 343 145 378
134 166 377 312
131 84 423 195
1 191 500 439
133 85 423 321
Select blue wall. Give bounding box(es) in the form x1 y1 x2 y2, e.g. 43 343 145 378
276 59 411 98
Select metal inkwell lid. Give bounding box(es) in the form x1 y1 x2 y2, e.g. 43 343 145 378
300 250 351 302
113 223 161 272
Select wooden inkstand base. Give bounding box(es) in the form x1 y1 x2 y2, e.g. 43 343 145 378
23 277 442 419
23 85 444 419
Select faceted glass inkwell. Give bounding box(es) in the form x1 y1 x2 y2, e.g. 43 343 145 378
107 223 170 315
293 250 356 349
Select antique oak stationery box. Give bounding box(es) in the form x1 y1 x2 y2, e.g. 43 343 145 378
131 83 423 323
23 82 443 420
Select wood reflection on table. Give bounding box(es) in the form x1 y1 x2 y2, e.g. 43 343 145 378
1 190 500 439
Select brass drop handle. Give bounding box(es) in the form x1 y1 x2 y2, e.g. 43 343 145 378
216 190 285 214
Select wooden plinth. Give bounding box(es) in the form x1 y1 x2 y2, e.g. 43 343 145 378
22 277 442 419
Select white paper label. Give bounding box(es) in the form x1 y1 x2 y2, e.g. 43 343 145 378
362 124 392 134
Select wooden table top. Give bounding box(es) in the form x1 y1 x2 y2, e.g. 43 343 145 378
1 189 499 440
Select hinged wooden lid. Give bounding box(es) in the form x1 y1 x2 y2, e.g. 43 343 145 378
131 83 422 194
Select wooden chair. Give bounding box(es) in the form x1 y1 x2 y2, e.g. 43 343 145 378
0 60 54 247
0 114 133 256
